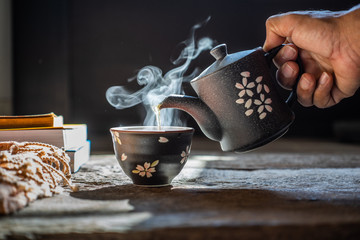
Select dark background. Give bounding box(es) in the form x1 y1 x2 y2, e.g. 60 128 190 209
12 0 360 152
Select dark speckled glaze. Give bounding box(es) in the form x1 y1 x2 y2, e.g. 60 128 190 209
160 44 303 152
110 126 194 186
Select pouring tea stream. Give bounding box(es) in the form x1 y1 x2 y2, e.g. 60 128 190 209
158 43 303 152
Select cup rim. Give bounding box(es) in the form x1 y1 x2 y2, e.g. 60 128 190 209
110 126 194 134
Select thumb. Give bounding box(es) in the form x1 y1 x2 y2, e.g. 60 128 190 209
263 13 301 52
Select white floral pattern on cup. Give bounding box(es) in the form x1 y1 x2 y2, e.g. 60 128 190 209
113 132 122 145
132 160 159 178
235 71 272 120
158 137 169 143
121 153 127 161
180 146 191 164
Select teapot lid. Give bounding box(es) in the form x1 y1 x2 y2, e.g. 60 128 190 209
192 44 259 81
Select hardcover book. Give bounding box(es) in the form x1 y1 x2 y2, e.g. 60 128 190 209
0 124 87 149
0 113 63 129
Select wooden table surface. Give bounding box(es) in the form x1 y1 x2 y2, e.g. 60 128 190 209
1 138 360 239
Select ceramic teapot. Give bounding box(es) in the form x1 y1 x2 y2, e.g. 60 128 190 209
159 44 302 152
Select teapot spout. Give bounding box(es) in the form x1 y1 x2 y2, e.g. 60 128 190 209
159 95 222 142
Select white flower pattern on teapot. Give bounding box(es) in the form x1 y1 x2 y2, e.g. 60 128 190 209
235 71 272 119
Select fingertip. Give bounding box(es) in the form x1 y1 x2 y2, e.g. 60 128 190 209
272 44 298 67
296 73 316 107
282 44 298 60
263 39 284 53
318 72 332 88
299 73 315 91
276 61 299 90
313 72 335 108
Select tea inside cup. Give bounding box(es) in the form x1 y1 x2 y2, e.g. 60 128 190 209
110 126 194 187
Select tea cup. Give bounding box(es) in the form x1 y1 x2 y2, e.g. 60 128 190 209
110 126 194 187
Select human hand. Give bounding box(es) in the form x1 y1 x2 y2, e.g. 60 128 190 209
263 5 360 108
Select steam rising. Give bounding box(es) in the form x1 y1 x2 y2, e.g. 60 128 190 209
106 18 213 126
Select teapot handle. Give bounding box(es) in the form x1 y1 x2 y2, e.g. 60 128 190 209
264 44 304 107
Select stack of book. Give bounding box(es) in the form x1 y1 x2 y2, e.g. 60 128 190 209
0 113 90 173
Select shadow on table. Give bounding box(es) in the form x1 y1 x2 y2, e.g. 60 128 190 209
70 181 360 239
71 185 285 213
70 184 358 214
